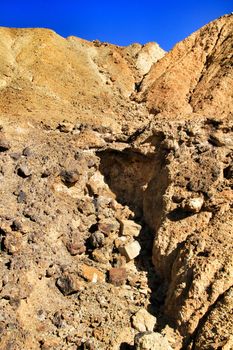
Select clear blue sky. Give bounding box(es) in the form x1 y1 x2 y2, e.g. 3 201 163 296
0 1 232 50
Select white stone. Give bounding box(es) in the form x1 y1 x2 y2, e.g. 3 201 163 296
119 240 141 261
183 197 204 213
135 332 173 350
120 219 142 237
132 309 157 332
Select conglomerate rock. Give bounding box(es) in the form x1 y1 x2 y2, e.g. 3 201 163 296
0 13 232 350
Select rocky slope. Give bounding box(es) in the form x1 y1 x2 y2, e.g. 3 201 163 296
0 26 164 132
0 14 232 350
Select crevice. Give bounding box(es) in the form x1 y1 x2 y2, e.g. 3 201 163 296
185 284 233 350
97 145 171 331
133 70 150 94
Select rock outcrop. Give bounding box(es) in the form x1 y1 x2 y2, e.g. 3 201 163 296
137 15 233 120
0 14 232 350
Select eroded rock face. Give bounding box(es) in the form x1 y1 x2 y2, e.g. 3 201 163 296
137 15 233 120
193 286 233 349
0 14 232 350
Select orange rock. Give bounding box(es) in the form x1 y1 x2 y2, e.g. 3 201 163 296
81 264 105 283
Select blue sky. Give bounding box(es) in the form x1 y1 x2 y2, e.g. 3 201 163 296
0 1 232 50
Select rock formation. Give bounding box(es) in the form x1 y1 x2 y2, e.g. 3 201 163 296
0 14 232 350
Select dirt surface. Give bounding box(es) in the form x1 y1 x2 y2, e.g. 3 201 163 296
0 14 232 350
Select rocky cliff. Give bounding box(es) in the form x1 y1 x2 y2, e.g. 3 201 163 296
0 14 232 350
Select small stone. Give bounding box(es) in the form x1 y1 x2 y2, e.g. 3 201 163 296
77 197 95 215
162 138 179 151
0 136 10 151
81 264 105 283
46 264 59 277
52 311 64 328
10 152 21 160
11 220 22 231
109 267 127 286
120 219 141 237
98 218 120 236
92 248 111 264
37 309 46 321
87 157 98 168
135 332 173 350
114 236 128 249
182 197 204 213
56 274 83 295
87 172 109 196
89 231 105 248
22 208 37 222
60 170 80 184
3 232 23 254
132 309 157 332
17 165 32 178
22 147 32 156
73 122 82 131
41 169 51 178
119 240 141 261
17 190 26 203
57 121 74 133
66 240 86 255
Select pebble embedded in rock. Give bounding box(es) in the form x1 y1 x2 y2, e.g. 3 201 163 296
60 170 80 184
11 220 22 231
22 147 32 156
66 240 86 255
109 267 127 286
182 197 204 213
52 311 64 328
56 274 83 295
57 121 74 133
10 152 21 160
119 240 141 261
41 169 51 178
17 190 27 203
92 248 111 264
162 138 179 151
17 165 32 178
81 264 105 283
3 232 23 254
0 137 11 151
98 218 120 236
89 231 105 248
114 236 128 249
